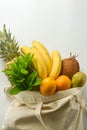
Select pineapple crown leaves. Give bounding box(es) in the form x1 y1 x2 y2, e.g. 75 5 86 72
0 24 20 62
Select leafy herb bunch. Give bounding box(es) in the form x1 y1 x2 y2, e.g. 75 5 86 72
3 53 42 95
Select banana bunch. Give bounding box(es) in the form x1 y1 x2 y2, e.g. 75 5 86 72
21 41 62 79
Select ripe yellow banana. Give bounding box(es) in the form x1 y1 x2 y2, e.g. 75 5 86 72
49 50 62 79
21 45 47 79
32 40 53 76
21 46 31 54
30 47 47 79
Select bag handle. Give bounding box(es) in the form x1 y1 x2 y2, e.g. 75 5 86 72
34 96 73 130
34 94 87 130
74 94 87 112
35 102 48 130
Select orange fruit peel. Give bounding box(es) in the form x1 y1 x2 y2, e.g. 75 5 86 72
40 77 56 96
56 75 71 91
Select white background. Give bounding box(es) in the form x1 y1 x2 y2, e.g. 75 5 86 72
0 0 87 129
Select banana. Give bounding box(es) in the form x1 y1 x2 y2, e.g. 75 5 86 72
21 46 31 54
49 50 62 79
30 47 48 79
32 40 53 76
21 45 47 79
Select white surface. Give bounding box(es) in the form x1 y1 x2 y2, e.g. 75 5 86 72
0 0 87 129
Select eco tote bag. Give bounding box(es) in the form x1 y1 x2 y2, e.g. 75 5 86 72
1 87 87 130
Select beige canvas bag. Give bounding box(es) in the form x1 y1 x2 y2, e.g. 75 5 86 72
1 87 87 130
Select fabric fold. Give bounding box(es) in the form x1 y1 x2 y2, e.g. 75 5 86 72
1 86 87 130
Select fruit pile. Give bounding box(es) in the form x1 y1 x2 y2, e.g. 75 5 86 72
0 25 87 96
21 41 87 96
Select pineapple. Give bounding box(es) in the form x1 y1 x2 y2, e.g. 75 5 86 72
0 24 20 62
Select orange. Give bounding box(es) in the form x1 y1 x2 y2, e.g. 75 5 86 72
56 75 71 91
40 77 56 96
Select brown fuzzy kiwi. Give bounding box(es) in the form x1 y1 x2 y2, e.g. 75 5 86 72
60 53 80 79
